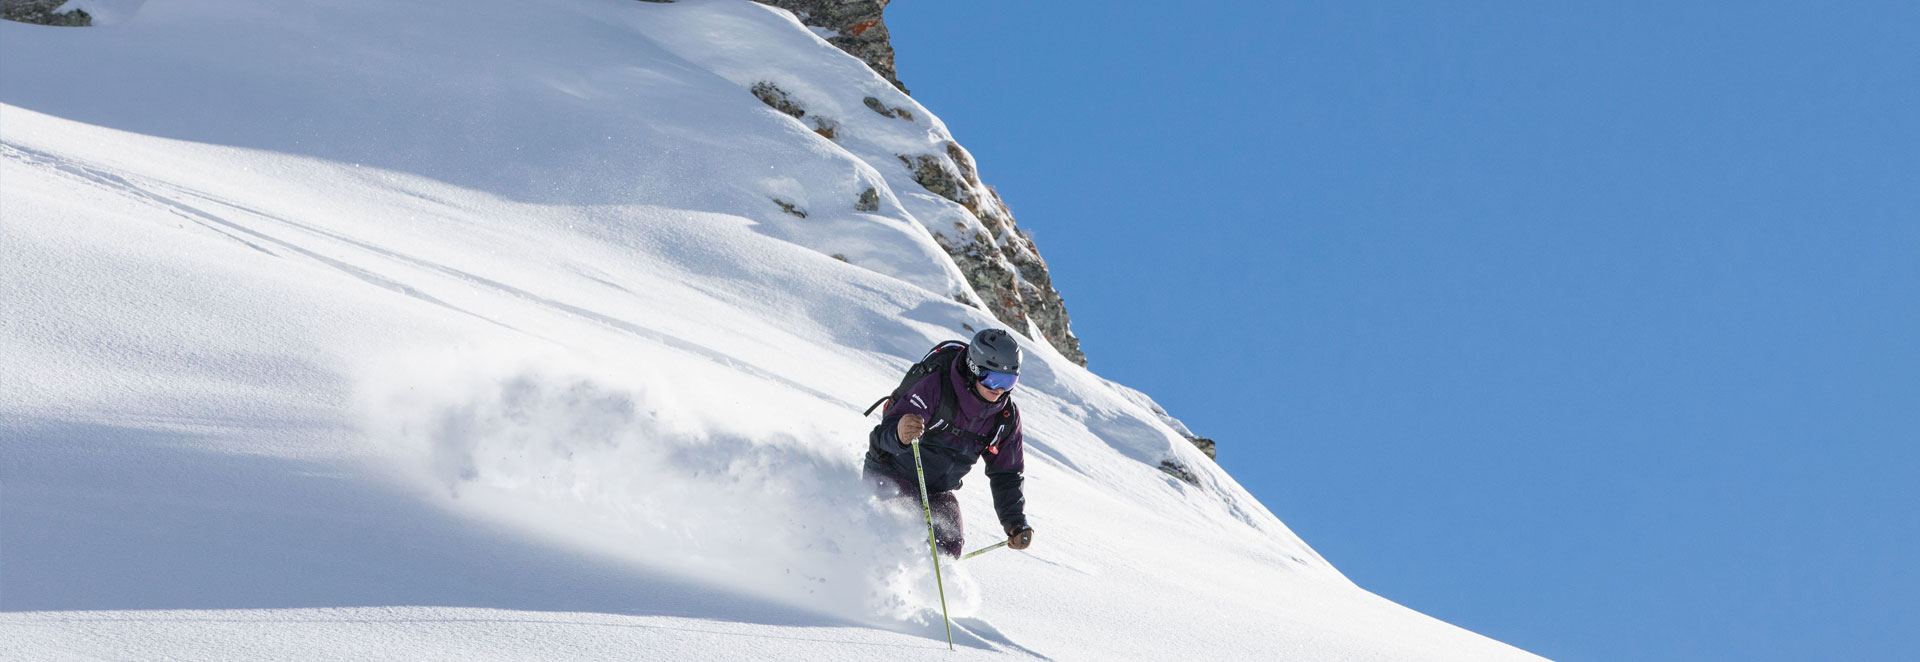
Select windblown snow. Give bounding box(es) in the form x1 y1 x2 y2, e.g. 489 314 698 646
0 1 1545 660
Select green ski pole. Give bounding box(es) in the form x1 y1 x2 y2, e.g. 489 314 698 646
961 540 1008 560
909 438 955 651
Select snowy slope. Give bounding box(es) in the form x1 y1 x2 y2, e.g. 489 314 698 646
0 1 1545 660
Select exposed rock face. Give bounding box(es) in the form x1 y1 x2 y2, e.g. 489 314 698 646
771 197 808 218
1159 460 1200 486
1 0 91 26
750 79 841 137
750 1 1085 367
753 0 906 93
863 95 913 121
906 144 1086 366
1188 436 1218 460
750 81 807 119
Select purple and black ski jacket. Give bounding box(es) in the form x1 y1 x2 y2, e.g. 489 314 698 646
864 353 1028 533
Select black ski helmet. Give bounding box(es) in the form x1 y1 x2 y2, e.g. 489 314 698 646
966 328 1022 375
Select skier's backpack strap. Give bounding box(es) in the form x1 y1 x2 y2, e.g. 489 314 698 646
934 399 1019 453
984 401 1018 455
867 340 969 419
927 361 962 432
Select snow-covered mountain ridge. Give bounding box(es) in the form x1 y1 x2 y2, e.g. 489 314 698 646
1 1 1544 659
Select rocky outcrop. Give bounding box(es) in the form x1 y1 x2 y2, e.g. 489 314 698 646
753 0 906 93
1005 226 1084 364
863 96 914 121
1159 460 1200 486
900 143 1086 365
2 0 91 26
771 197 808 218
749 81 842 140
1188 436 1217 460
750 1 1085 367
750 81 808 119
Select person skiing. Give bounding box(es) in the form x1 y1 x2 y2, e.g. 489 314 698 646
864 328 1035 558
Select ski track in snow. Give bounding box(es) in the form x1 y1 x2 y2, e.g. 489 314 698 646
7 128 980 630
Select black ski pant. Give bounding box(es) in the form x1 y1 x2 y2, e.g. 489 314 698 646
865 464 963 558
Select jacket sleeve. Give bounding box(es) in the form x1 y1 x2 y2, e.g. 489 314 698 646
877 373 943 454
986 419 1028 532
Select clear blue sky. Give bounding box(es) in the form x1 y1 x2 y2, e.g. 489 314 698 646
890 2 1918 660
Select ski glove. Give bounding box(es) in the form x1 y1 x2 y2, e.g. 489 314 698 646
897 414 925 445
1007 525 1034 550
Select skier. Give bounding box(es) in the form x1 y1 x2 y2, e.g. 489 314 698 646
865 328 1035 558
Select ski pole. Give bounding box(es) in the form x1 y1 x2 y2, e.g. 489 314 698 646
961 540 1007 560
909 438 955 651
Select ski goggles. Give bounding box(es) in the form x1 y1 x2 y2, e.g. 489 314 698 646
979 369 1019 391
